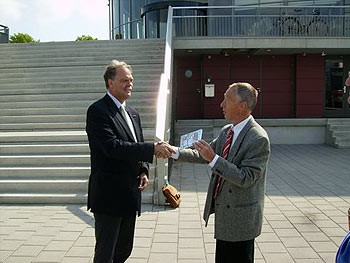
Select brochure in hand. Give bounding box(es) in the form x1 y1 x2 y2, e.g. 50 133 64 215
180 129 203 149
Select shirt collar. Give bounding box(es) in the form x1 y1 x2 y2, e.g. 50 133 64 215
231 115 252 141
107 91 124 109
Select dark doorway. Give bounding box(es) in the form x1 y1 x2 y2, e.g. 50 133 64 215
325 58 350 117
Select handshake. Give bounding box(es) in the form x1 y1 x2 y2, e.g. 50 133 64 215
154 141 176 159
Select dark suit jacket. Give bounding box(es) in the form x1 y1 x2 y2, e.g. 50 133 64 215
86 94 154 216
178 118 270 242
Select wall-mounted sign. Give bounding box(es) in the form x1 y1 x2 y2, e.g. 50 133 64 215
205 84 215 97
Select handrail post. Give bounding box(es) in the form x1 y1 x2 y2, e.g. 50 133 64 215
154 6 174 205
0 24 9 43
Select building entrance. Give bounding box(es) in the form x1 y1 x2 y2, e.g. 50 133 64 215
325 58 350 117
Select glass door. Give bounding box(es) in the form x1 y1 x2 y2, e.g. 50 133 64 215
325 58 350 117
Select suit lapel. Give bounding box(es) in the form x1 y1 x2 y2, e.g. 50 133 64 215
103 95 137 142
124 105 141 142
227 118 254 161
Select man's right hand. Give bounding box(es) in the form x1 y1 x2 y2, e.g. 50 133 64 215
154 141 175 158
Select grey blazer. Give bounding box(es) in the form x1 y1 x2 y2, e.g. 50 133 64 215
177 117 270 242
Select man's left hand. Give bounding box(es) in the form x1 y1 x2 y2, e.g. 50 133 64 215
138 173 149 191
194 140 215 162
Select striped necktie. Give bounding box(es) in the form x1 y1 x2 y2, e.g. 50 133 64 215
214 128 234 198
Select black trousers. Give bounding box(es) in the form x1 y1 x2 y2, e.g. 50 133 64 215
93 213 136 263
215 238 255 263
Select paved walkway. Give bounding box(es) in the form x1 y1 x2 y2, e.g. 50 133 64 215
0 145 349 263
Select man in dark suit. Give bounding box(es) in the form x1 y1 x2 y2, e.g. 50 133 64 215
171 82 270 263
86 60 173 263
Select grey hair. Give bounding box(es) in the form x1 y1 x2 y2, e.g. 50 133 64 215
229 82 258 111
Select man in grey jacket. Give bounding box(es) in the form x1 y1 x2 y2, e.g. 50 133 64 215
172 82 270 263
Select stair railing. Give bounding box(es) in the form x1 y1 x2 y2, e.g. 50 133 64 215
154 6 174 205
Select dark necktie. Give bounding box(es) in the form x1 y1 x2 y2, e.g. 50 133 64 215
214 128 234 198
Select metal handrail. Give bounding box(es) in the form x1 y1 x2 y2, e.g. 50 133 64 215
110 19 142 39
171 5 350 38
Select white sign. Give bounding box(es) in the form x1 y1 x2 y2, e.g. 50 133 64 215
205 84 215 97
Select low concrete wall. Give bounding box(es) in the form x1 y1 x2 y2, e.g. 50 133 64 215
212 118 327 145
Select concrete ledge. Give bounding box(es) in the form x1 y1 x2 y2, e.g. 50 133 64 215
211 118 327 144
257 118 327 144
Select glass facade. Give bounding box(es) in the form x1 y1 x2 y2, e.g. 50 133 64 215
110 0 345 39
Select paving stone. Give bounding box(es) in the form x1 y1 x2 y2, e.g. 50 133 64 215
33 251 65 262
0 145 349 262
12 245 44 257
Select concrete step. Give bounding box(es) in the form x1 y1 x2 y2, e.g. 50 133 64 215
327 119 350 125
1 46 163 56
331 130 350 137
0 98 157 109
0 39 164 54
0 179 88 193
0 53 163 64
0 108 88 116
0 115 87 123
0 105 156 116
0 155 90 167
0 143 89 155
0 122 86 131
328 124 350 131
0 112 156 124
0 167 90 179
326 118 350 148
0 131 87 143
0 91 158 102
0 64 163 76
0 78 160 90
334 138 350 148
0 57 164 69
0 193 88 204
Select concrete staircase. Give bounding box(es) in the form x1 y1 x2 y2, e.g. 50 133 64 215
0 39 165 204
326 118 350 148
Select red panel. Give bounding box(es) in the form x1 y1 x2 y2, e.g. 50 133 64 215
203 54 231 66
262 67 292 79
297 79 324 91
262 79 293 91
263 92 294 105
297 54 324 66
174 54 330 119
203 103 222 119
262 55 292 66
297 67 324 78
175 56 202 119
296 105 323 117
296 91 323 104
231 55 260 66
203 66 230 80
263 105 295 117
232 68 260 80
295 55 324 117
